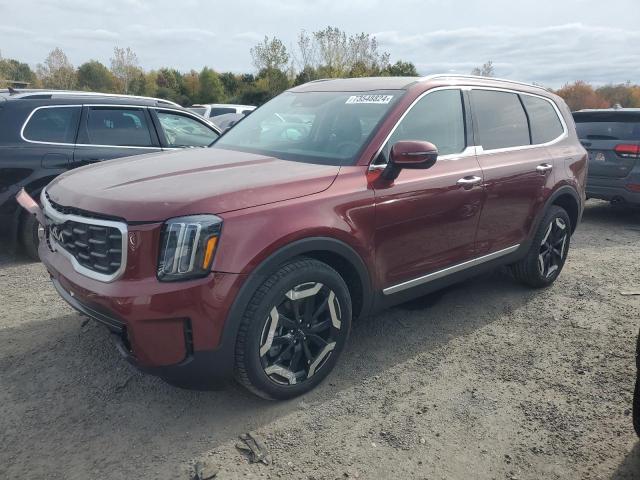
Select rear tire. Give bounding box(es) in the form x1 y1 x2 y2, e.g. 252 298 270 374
511 205 571 288
20 213 41 261
234 257 352 400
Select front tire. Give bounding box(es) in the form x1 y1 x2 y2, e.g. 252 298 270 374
511 205 571 288
234 258 352 400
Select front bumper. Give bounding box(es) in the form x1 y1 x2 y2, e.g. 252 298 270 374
41 241 246 388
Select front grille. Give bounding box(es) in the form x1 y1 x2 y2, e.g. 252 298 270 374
45 192 126 279
52 220 123 275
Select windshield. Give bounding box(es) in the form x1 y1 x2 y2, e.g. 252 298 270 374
574 112 640 141
213 90 403 165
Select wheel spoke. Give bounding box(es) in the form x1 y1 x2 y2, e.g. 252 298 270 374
311 296 329 320
274 342 295 364
307 333 328 348
289 343 303 372
279 313 297 329
309 319 331 333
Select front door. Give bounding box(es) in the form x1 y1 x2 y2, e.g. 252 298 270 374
372 88 485 293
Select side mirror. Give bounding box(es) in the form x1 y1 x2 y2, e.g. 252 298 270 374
382 140 438 180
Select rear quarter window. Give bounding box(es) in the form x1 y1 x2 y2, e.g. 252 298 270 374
521 95 565 144
23 106 81 143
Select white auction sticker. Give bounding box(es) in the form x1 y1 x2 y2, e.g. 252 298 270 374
345 95 394 104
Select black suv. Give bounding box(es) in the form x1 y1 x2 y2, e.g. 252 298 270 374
0 90 221 258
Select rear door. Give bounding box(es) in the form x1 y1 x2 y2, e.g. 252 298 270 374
573 111 640 178
73 105 161 167
470 89 557 254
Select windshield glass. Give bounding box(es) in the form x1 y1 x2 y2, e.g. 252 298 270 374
213 90 402 165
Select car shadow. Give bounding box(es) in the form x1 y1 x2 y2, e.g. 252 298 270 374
0 266 538 477
582 200 640 228
612 442 640 479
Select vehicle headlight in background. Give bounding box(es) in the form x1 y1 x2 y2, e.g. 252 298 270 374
157 215 222 281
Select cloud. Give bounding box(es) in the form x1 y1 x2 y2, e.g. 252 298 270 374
63 29 119 42
375 24 639 86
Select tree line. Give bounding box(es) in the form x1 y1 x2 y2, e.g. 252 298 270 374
1 26 638 110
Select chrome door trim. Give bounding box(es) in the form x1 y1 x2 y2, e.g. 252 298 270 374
383 244 520 295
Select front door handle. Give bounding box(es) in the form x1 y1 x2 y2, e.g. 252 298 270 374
536 163 553 174
456 175 483 189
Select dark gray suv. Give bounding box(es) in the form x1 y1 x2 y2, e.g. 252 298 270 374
573 108 640 206
0 90 220 258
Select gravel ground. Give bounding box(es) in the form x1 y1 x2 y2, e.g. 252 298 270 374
1 200 639 480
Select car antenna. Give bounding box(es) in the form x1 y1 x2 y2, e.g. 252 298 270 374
8 86 19 95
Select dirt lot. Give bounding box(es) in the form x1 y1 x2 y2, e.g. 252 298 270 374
1 200 639 480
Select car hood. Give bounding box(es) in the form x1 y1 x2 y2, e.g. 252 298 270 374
46 148 340 222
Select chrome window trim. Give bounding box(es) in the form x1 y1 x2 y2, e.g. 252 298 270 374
469 87 568 155
369 85 568 171
21 104 219 148
369 86 469 171
41 189 128 283
383 244 520 295
20 105 83 146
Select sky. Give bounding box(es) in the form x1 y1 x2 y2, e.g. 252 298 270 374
0 0 638 88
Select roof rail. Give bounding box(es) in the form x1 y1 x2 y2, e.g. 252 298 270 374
420 74 549 91
10 90 182 107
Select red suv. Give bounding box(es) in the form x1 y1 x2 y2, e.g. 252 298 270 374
21 75 587 399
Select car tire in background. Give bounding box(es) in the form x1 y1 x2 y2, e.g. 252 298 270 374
234 257 352 400
20 212 40 261
511 205 572 288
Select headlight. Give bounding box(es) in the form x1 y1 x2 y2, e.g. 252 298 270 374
157 215 222 282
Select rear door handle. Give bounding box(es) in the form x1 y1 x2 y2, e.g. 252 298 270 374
456 175 483 189
536 163 553 174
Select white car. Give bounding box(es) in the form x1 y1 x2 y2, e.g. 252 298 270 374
188 103 256 120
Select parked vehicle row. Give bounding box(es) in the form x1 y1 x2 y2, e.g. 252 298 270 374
0 90 221 258
17 75 587 399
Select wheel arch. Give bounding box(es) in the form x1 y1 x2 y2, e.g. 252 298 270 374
548 187 581 233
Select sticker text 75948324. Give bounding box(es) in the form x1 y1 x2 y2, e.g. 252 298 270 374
345 95 394 105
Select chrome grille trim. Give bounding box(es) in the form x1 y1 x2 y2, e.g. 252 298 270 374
41 189 128 283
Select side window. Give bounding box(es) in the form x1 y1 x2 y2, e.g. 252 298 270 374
23 106 81 143
521 95 564 144
156 111 219 147
471 90 530 150
85 107 153 147
385 89 466 158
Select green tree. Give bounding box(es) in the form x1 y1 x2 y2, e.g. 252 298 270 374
37 47 76 89
219 72 241 99
198 67 225 103
0 55 37 87
383 60 418 77
596 83 637 108
250 36 289 72
77 60 115 92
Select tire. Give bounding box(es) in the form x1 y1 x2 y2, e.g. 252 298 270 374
20 213 41 261
234 257 352 400
511 205 571 288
